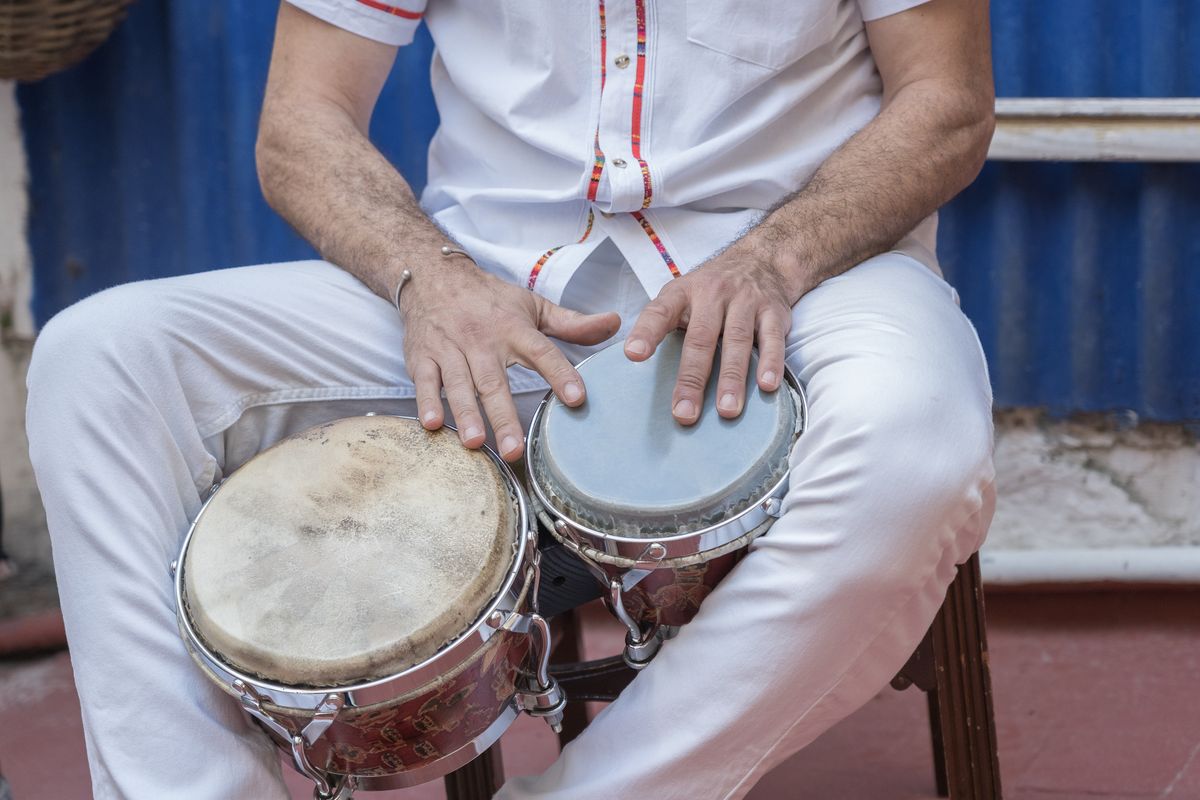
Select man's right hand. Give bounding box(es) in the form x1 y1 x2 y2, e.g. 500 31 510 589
398 256 621 462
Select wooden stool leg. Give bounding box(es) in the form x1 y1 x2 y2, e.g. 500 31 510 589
443 743 504 800
930 553 1002 799
927 687 950 797
553 607 592 748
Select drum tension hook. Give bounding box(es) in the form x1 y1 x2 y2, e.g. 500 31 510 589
607 579 663 670
516 612 567 733
234 680 351 799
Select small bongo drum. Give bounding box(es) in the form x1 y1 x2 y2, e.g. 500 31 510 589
527 332 807 668
174 416 563 799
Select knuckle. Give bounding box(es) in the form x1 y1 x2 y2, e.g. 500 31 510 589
675 372 708 394
642 302 674 322
525 335 559 364
686 322 720 344
719 364 748 384
474 371 507 397
723 322 754 344
459 320 487 341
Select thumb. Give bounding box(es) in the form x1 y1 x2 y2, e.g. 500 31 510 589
536 298 622 345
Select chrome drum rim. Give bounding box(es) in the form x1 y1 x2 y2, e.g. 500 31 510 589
526 362 808 564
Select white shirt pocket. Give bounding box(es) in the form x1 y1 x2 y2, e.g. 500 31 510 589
685 0 840 70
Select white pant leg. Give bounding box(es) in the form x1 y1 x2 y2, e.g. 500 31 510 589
499 253 996 800
24 260 556 799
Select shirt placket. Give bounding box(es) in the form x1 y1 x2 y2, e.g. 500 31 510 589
594 0 652 213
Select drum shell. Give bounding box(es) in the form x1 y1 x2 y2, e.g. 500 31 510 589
247 629 530 780
599 550 745 628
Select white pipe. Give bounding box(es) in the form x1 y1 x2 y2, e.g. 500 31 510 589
990 97 1200 162
980 547 1200 586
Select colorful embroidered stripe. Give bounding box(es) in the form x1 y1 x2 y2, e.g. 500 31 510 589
355 0 422 20
587 1 608 202
631 211 680 278
527 211 596 289
631 0 653 208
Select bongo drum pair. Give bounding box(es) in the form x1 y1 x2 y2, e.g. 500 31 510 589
174 332 805 798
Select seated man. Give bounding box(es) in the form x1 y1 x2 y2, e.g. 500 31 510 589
26 0 997 797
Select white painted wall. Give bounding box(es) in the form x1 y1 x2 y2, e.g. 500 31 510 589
988 410 1199 550
0 80 48 570
0 78 1195 580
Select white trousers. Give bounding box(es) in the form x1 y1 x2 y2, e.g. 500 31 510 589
26 245 994 800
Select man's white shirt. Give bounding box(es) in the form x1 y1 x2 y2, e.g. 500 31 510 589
286 0 937 303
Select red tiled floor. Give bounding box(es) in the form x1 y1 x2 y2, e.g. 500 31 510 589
3 589 1199 799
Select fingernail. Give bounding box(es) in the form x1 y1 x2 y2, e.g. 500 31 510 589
421 410 438 425
626 339 648 357
501 435 522 455
464 425 483 442
719 392 738 412
762 370 778 388
673 398 697 420
563 381 583 403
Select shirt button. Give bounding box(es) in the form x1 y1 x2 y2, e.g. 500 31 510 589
614 54 631 69
611 158 628 168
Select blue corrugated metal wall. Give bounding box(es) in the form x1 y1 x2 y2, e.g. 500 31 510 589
17 0 1200 421
939 1 1200 421
18 2 437 319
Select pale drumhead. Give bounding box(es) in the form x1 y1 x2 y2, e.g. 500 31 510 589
183 416 516 687
531 332 798 537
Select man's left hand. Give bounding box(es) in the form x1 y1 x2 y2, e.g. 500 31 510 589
624 246 798 424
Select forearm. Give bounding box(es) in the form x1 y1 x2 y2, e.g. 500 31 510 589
256 97 461 301
741 78 995 302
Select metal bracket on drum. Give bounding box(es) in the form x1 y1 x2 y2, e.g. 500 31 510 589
607 579 663 670
234 680 354 800
485 545 566 733
496 609 566 733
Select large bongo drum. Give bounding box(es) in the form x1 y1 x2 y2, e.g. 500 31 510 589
527 332 807 668
174 416 564 799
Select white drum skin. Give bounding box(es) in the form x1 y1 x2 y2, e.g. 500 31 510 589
526 334 806 663
175 416 559 792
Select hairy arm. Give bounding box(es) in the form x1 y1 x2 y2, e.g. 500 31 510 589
748 0 995 297
626 0 995 423
258 4 618 461
256 4 450 300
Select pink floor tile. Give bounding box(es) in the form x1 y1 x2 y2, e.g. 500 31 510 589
3 589 1199 799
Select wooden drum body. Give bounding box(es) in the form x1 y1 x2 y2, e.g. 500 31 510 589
527 333 807 668
174 416 564 799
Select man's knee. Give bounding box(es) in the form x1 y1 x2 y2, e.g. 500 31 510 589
782 353 993 587
28 281 177 417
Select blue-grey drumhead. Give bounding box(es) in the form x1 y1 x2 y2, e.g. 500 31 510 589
530 332 799 538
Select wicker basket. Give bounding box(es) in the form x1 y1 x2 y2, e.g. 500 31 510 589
0 0 134 82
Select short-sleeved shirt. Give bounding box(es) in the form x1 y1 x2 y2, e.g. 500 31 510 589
286 0 937 302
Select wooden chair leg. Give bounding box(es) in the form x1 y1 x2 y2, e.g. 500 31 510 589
930 553 1002 799
927 687 950 797
443 743 504 800
552 607 592 748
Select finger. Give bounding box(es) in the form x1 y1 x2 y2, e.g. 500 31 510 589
515 331 587 407
465 351 526 461
410 356 445 429
625 284 689 361
672 303 725 425
756 306 791 392
438 350 488 448
714 302 756 419
536 297 621 346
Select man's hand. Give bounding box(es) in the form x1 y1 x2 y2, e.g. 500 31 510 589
623 245 796 424
258 5 620 462
401 262 619 461
624 0 993 424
